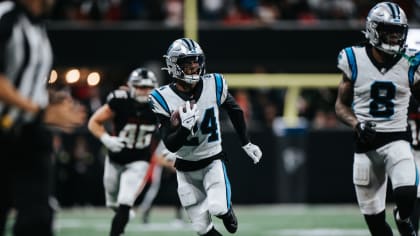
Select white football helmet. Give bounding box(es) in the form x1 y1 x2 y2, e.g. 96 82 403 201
162 38 205 84
365 2 408 55
127 68 158 103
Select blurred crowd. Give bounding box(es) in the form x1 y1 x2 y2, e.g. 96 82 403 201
51 0 420 24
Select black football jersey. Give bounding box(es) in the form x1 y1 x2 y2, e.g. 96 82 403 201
107 89 158 164
408 96 420 150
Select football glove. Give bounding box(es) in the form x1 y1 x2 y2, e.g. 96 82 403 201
100 133 125 152
242 142 262 164
179 101 199 131
355 121 376 144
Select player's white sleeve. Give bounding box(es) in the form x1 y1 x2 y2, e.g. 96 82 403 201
213 73 228 105
337 47 354 81
149 89 171 117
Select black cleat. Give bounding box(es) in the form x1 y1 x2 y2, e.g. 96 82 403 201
222 208 238 234
394 207 417 236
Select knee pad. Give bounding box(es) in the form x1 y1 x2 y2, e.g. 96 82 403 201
358 196 386 215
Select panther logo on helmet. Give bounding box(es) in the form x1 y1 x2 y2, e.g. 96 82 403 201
162 38 205 84
365 2 408 55
127 68 158 103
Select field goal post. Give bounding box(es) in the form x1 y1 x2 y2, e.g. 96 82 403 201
184 0 341 127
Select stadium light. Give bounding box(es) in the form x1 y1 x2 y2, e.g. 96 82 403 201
87 72 100 86
48 69 58 84
65 69 80 84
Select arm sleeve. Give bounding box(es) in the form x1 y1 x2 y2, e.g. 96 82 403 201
156 114 191 152
337 47 355 82
221 92 250 145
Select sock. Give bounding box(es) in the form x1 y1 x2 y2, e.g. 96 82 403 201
394 186 417 220
201 227 222 236
364 210 393 236
410 198 420 234
110 205 130 236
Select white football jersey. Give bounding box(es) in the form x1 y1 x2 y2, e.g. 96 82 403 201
337 46 420 132
149 73 228 161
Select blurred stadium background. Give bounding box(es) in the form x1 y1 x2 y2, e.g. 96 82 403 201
9 0 420 235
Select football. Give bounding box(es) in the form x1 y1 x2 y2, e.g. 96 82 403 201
170 100 196 128
170 110 181 127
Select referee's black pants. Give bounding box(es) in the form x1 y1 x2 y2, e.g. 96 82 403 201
0 122 54 236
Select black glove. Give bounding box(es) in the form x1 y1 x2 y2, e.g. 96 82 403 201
355 121 376 144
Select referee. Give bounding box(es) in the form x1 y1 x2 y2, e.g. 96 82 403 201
0 1 86 235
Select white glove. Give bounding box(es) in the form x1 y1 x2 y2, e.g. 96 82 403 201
100 133 125 152
179 101 199 131
242 142 262 164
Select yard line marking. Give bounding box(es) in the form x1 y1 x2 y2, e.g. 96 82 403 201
268 228 369 236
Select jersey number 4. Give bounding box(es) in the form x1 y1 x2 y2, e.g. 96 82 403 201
369 81 395 118
186 107 219 146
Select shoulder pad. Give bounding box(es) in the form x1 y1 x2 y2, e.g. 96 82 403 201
157 84 170 91
106 89 129 102
149 88 171 116
202 74 214 80
338 47 357 82
0 2 14 19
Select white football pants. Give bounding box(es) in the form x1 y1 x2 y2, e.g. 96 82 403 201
103 157 149 208
176 159 231 235
353 140 417 215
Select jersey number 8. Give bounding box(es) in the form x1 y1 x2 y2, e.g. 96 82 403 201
369 81 395 118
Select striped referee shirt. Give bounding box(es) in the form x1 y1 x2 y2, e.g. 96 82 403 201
0 1 52 131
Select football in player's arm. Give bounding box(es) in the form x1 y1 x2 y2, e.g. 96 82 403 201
88 68 159 236
148 38 262 236
335 2 420 236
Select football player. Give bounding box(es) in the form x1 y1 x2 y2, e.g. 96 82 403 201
335 2 420 236
148 38 263 236
88 68 158 236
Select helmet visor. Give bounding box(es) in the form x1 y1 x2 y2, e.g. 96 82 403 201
377 22 408 45
177 55 204 73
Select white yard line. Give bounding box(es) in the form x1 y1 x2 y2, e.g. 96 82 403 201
268 229 371 236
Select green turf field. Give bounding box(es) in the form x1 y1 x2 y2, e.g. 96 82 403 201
5 204 403 236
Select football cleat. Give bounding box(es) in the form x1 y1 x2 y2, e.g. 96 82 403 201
393 207 417 236
222 208 238 234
